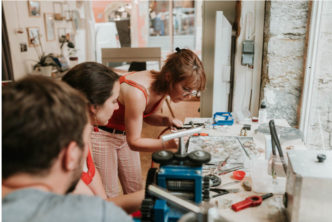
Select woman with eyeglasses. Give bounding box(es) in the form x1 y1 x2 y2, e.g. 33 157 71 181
91 48 206 197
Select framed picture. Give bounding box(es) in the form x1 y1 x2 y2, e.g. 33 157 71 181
28 0 41 17
53 2 63 20
44 13 55 41
27 27 41 46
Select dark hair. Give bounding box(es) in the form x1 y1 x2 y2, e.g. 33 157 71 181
151 48 206 94
62 62 120 106
2 76 88 179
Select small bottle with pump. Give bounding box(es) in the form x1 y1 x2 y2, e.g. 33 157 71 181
259 101 267 123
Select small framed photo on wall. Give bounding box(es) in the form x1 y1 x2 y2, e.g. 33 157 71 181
53 2 63 20
28 0 41 17
44 13 55 41
27 27 41 46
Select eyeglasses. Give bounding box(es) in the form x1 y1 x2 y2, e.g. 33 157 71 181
183 88 200 97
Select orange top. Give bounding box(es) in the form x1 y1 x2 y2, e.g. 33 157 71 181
81 151 95 185
106 72 164 131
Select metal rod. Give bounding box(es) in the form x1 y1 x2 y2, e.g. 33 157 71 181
148 185 201 214
161 127 203 142
236 137 251 159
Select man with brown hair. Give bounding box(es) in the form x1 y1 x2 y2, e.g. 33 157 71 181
2 76 133 222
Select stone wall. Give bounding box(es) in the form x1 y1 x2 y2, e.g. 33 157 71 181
261 0 309 126
307 1 332 149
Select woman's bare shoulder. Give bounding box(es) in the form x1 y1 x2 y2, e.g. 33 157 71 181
112 68 128 75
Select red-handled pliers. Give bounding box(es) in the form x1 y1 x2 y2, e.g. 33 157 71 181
231 193 273 212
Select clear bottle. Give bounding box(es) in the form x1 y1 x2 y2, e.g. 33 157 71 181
259 101 267 123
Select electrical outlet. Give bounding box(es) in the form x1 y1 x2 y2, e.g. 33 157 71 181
241 40 255 66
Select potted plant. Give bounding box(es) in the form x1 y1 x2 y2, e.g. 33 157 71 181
31 34 60 76
33 53 59 76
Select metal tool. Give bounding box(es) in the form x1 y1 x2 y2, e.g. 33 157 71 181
210 188 229 198
220 180 241 188
219 156 230 168
205 174 221 187
269 120 287 174
210 188 240 198
218 165 244 175
212 156 230 175
236 137 251 159
175 121 205 130
231 193 273 212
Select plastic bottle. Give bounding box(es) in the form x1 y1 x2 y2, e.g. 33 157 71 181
259 101 267 123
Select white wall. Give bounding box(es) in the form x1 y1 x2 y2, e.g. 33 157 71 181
3 1 82 80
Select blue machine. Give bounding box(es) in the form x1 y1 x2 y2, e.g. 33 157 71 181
136 127 212 222
153 165 203 222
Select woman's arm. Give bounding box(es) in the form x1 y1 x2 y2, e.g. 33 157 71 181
87 170 107 199
74 178 144 214
73 171 107 199
108 190 145 214
144 113 183 128
123 88 177 152
73 179 95 196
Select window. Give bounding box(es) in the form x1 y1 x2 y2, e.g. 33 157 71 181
148 0 201 55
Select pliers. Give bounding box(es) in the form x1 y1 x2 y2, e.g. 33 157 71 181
210 188 229 198
210 188 240 198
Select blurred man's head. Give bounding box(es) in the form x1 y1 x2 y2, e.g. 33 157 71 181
2 76 89 193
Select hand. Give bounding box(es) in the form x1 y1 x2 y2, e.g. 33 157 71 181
165 117 183 130
171 118 183 128
163 139 178 150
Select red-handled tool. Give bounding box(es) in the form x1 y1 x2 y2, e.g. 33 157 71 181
193 133 209 136
231 193 273 212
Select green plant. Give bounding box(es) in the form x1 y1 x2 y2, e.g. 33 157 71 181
59 35 75 51
33 53 59 70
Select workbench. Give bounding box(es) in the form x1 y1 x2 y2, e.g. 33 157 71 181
184 117 306 222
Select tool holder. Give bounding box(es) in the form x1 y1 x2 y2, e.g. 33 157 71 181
213 112 234 126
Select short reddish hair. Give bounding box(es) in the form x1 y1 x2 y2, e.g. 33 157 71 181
151 48 206 94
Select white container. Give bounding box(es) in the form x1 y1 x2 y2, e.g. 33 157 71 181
250 158 286 194
285 150 332 222
40 66 52 76
264 134 272 160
